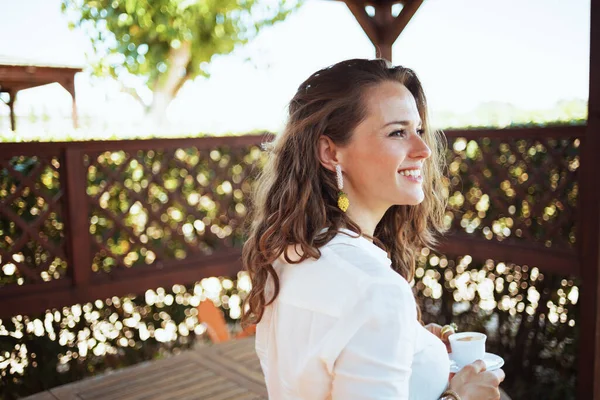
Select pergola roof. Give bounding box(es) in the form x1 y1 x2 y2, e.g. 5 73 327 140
0 55 82 131
0 54 83 69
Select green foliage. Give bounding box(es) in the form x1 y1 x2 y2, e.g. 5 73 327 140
61 0 300 106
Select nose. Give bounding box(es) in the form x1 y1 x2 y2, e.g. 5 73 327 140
410 134 432 160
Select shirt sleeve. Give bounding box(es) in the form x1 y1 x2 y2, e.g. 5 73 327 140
319 281 417 400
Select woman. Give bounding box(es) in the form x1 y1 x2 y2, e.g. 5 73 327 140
241 58 505 399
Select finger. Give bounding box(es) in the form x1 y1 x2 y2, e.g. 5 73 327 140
427 323 442 336
442 330 453 342
470 359 487 373
491 368 505 383
440 325 456 341
448 372 456 381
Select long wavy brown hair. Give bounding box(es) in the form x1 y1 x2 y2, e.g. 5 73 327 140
241 58 449 328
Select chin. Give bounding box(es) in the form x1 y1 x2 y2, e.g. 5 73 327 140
400 194 425 206
393 199 424 207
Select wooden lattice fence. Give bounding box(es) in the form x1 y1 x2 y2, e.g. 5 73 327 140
0 125 589 398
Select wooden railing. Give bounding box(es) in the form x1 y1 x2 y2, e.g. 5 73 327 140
0 134 273 317
439 125 582 277
0 125 589 397
0 126 584 317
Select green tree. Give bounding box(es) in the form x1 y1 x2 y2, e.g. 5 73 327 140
62 0 300 124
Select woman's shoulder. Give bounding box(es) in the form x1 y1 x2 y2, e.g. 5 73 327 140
273 240 412 317
274 243 369 314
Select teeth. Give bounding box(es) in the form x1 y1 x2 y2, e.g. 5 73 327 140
399 169 421 177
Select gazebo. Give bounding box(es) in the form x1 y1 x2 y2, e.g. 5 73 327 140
0 56 82 131
0 1 597 399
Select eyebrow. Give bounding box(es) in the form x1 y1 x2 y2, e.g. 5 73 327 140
383 120 423 127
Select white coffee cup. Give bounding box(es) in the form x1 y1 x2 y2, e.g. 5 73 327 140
448 331 487 367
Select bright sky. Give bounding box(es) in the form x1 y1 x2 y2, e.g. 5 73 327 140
0 0 591 134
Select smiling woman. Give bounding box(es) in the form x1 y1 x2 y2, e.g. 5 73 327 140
241 58 505 400
323 80 432 224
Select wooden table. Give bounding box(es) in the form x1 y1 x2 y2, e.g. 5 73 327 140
24 337 267 400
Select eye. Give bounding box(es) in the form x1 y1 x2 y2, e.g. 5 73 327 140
389 129 425 138
389 130 407 138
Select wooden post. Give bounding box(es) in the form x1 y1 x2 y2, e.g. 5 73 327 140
63 148 92 288
7 90 15 131
375 40 393 62
71 87 79 130
61 79 79 129
576 0 600 398
344 0 423 62
374 3 394 62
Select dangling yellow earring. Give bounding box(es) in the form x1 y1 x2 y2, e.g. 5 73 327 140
335 164 349 212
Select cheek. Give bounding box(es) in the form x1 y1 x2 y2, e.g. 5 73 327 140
350 142 405 184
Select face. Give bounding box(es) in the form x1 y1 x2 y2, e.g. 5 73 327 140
339 81 432 216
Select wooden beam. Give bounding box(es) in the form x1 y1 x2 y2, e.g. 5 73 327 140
0 65 81 85
7 90 15 131
437 234 579 277
343 0 423 62
0 133 272 158
0 252 243 319
576 0 600 398
377 43 393 62
374 3 395 38
386 0 423 44
443 124 585 140
60 79 79 129
344 0 379 46
63 148 92 288
372 3 393 61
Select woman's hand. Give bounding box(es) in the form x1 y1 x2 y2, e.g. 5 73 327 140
424 323 453 353
448 359 505 400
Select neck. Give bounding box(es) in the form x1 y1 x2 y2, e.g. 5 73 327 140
344 208 388 243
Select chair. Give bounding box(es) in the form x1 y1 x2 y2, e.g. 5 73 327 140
197 299 256 343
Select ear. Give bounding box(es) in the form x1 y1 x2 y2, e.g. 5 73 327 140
318 135 341 172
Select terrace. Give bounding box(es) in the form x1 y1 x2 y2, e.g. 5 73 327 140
1 0 598 399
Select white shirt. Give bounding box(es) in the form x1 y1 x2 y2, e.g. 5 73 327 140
255 228 451 399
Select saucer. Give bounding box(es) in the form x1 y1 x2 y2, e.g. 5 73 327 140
449 352 504 373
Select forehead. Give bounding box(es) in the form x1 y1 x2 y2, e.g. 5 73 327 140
362 81 421 125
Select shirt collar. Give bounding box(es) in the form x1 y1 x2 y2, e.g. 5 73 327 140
318 227 392 267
